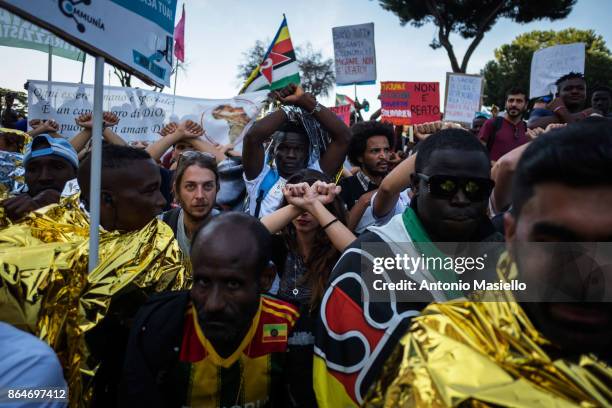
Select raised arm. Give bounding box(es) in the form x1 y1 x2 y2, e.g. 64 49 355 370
272 84 351 176
260 203 302 234
145 120 203 161
285 181 356 252
242 110 286 180
28 119 63 138
372 153 416 218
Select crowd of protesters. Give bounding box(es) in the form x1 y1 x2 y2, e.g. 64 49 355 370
1 71 611 408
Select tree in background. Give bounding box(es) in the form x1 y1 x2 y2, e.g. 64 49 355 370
482 29 612 107
237 41 336 97
377 0 576 73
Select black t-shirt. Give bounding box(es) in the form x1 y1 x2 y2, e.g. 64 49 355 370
339 174 377 210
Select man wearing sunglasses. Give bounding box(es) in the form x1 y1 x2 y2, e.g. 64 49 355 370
314 129 501 407
363 118 612 407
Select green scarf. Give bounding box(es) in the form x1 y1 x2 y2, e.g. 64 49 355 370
402 207 463 299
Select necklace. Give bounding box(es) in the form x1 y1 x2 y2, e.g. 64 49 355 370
292 256 299 296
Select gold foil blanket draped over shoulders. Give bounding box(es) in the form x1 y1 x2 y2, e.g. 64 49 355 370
0 193 190 407
364 252 612 408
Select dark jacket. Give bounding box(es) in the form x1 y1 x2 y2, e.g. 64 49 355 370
119 291 190 408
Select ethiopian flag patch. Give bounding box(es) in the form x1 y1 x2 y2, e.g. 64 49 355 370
262 323 288 343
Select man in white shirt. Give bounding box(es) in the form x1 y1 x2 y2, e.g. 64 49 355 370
242 84 351 217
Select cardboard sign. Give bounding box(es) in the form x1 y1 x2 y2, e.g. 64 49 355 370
27 80 268 150
530 43 585 98
443 73 483 125
330 104 351 126
332 22 376 85
380 81 440 125
1 0 177 86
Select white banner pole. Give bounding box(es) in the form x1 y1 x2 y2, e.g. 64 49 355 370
88 56 104 272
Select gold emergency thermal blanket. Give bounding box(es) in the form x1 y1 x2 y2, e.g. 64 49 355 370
364 254 612 407
0 194 189 407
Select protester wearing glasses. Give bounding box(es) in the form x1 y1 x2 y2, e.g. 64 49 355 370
478 87 529 162
161 151 220 256
313 129 502 407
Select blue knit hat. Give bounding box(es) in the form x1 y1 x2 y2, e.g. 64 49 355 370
24 134 78 169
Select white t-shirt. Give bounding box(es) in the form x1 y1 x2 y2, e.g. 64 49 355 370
358 188 411 233
244 161 323 218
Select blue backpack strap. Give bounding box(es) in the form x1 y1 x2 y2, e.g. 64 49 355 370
254 167 280 218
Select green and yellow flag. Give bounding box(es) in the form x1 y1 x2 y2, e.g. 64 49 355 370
240 16 300 94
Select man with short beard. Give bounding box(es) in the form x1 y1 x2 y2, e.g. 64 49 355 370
339 121 393 232
479 87 529 162
161 151 220 256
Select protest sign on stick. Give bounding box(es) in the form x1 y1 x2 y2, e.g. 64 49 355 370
380 82 440 126
329 104 351 126
332 22 376 86
27 80 268 150
530 43 585 98
443 73 483 125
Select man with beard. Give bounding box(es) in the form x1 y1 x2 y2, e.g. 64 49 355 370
339 121 393 232
1 134 78 221
529 72 597 129
479 88 529 162
161 151 220 256
313 129 501 407
121 213 300 408
364 118 612 407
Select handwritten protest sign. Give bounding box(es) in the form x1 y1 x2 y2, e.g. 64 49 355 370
530 43 585 98
332 22 376 85
330 104 351 126
380 82 440 125
443 73 483 125
27 80 268 150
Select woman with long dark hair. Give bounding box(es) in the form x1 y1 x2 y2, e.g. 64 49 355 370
261 168 355 406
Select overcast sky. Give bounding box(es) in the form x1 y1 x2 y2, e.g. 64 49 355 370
1 0 610 118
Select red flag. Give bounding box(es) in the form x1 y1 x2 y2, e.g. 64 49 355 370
174 4 185 62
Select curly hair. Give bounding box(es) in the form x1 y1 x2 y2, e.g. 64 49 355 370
555 72 585 87
347 120 394 167
280 169 348 309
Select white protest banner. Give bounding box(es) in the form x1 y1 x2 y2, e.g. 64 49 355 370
0 0 176 86
27 80 268 150
332 22 376 85
443 73 484 125
530 43 585 98
0 9 84 61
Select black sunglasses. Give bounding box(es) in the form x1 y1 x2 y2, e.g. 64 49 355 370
417 173 494 201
